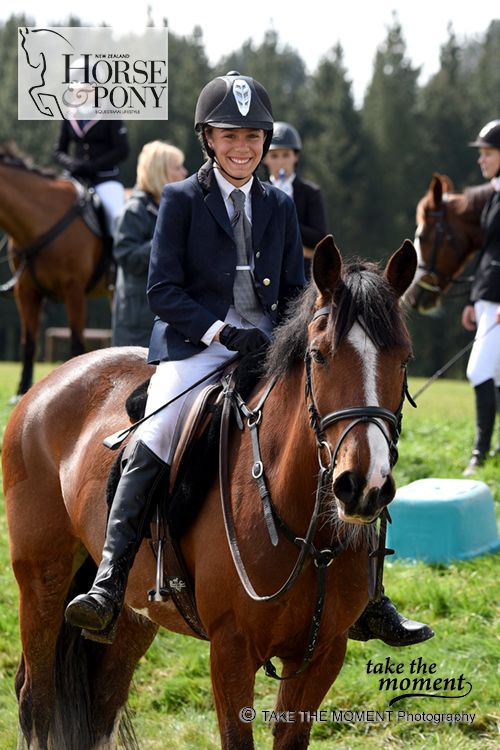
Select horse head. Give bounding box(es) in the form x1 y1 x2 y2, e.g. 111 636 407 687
309 235 416 524
404 173 486 312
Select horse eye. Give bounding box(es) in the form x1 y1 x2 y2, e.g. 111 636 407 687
312 349 327 366
402 356 412 368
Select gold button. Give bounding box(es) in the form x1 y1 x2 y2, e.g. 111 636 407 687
255 251 260 258
263 278 270 286
271 303 277 311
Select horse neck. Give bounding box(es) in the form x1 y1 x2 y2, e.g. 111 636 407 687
251 367 320 530
0 163 75 245
449 194 484 254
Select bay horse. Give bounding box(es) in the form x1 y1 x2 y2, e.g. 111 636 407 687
2 236 417 750
0 143 111 399
404 173 493 312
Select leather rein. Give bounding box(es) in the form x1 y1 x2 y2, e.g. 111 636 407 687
416 200 474 299
219 306 414 680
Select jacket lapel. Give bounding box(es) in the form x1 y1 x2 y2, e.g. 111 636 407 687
198 161 233 239
251 177 271 250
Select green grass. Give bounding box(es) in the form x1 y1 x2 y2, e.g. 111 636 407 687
0 365 499 748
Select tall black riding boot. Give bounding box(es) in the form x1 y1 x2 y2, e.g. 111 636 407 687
348 590 434 647
65 440 169 643
463 378 497 476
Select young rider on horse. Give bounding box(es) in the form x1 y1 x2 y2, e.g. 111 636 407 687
65 72 433 649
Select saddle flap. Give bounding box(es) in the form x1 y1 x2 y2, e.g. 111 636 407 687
169 381 224 493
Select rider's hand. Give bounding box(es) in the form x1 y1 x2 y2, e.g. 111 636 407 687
461 304 476 331
218 325 270 356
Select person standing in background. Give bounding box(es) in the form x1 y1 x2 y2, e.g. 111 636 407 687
263 121 328 278
112 141 187 347
462 120 500 475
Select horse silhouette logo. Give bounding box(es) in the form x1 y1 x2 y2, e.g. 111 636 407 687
19 27 78 119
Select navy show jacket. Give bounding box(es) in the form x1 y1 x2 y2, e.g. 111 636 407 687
147 161 306 364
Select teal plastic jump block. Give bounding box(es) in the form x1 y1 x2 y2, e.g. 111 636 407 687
386 478 500 564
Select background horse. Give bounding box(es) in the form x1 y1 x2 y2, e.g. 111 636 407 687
2 236 417 750
404 173 493 312
0 144 111 398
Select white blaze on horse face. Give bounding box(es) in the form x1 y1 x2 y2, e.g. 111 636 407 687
347 322 391 491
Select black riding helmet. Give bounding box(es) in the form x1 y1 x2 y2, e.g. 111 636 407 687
269 121 303 152
468 120 500 149
194 71 274 169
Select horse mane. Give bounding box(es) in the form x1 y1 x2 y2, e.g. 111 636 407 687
265 259 409 379
0 142 57 179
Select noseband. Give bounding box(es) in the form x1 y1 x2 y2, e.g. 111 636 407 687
416 200 472 298
305 306 414 471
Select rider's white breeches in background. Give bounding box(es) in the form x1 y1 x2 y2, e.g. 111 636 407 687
95 180 125 233
466 300 500 387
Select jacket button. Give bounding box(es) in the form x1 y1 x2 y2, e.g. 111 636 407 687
255 251 261 258
271 303 277 311
263 278 270 286
84 143 89 149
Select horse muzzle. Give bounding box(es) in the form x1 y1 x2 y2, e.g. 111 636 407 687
333 469 396 524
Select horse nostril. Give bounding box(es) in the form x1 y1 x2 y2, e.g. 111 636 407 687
333 471 363 504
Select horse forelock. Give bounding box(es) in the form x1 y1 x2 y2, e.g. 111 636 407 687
0 142 56 179
265 260 409 379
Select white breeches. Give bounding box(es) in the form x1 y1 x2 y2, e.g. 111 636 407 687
466 300 500 387
136 308 273 464
95 180 125 233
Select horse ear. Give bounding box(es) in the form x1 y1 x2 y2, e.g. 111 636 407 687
384 239 417 298
312 235 342 295
430 173 444 208
441 174 454 192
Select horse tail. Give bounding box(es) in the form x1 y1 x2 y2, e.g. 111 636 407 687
45 558 139 750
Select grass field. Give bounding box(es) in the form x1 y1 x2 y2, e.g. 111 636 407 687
0 361 499 749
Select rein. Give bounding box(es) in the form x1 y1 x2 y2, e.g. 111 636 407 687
219 306 412 680
417 201 474 299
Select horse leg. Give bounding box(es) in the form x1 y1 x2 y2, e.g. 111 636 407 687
271 635 348 750
14 285 43 396
209 631 258 750
13 543 80 749
62 280 87 357
87 607 158 749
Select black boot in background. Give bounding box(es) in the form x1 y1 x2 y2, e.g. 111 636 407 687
463 379 497 476
65 440 169 643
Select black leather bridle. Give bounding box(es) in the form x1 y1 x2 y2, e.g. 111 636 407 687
416 201 473 298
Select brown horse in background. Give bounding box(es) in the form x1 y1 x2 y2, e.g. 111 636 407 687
2 236 417 750
0 144 111 398
404 173 493 312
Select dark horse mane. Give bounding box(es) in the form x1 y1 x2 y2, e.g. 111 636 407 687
0 142 57 179
265 259 409 379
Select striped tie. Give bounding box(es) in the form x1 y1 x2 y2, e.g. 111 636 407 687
230 189 264 326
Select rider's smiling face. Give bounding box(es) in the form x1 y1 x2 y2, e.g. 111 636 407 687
206 127 265 186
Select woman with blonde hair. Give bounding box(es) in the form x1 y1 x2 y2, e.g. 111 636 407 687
112 141 187 347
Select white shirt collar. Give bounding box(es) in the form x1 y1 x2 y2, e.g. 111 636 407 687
213 167 253 221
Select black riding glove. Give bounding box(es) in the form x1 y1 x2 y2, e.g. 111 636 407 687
219 325 269 356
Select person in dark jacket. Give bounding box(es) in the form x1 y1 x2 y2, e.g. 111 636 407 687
112 141 187 347
54 116 130 232
64 72 433 651
263 121 328 277
462 120 500 475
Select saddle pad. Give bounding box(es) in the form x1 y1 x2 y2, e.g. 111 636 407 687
169 381 224 493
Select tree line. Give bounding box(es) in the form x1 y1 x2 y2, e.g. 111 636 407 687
0 12 499 377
